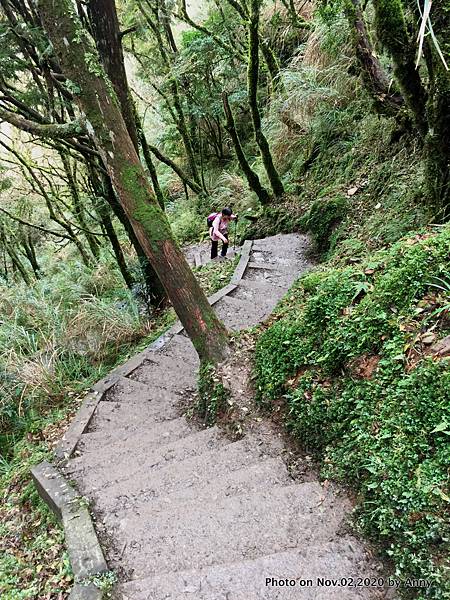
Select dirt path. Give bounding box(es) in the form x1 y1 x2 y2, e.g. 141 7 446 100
62 234 389 599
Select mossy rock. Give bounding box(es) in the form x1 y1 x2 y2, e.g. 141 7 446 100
244 206 303 241
301 195 347 254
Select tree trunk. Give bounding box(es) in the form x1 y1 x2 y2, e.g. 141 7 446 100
260 38 280 88
222 92 271 205
87 0 140 151
21 233 41 279
96 196 135 289
148 143 203 195
423 5 450 218
87 0 166 302
60 151 101 259
38 0 229 364
87 161 166 304
136 116 166 209
4 238 31 285
372 0 428 136
344 0 404 116
248 0 285 198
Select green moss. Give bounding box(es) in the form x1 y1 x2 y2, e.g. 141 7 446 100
120 165 172 251
302 195 347 254
254 225 450 595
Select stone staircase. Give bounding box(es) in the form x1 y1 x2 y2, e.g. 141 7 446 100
59 234 387 599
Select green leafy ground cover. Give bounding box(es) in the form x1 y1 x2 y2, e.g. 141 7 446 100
255 226 450 598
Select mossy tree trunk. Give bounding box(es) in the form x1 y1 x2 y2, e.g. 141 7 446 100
20 232 41 279
223 0 282 89
247 0 285 198
222 92 271 205
344 0 404 116
372 0 428 136
60 151 101 259
136 114 165 210
147 143 203 195
87 0 166 303
423 4 450 218
87 0 139 152
0 223 31 285
38 0 229 364
97 196 135 290
372 0 449 216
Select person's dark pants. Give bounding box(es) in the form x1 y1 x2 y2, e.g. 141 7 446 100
211 234 229 259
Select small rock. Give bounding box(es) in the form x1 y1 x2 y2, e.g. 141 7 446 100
421 332 436 345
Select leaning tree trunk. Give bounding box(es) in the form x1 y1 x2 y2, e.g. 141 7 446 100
87 0 139 151
38 0 229 364
87 0 166 304
248 0 285 198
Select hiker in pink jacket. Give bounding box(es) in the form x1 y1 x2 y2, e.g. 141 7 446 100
207 207 238 260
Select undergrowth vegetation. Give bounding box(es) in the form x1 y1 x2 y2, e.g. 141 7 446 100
243 16 433 256
255 226 450 597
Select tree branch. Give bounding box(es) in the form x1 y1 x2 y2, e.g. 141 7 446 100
0 206 73 240
0 107 85 139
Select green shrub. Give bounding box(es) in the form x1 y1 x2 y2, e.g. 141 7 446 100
169 207 204 244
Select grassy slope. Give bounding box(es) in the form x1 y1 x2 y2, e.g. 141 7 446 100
254 228 450 597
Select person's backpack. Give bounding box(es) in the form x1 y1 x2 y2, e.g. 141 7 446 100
206 212 218 228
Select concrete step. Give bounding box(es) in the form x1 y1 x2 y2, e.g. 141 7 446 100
247 261 293 272
231 278 286 307
252 233 310 257
119 540 381 600
243 265 295 289
213 295 268 330
87 393 183 432
102 375 188 405
149 334 198 367
64 427 227 492
106 457 291 529
112 483 349 578
129 355 197 392
79 414 193 453
90 437 279 515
